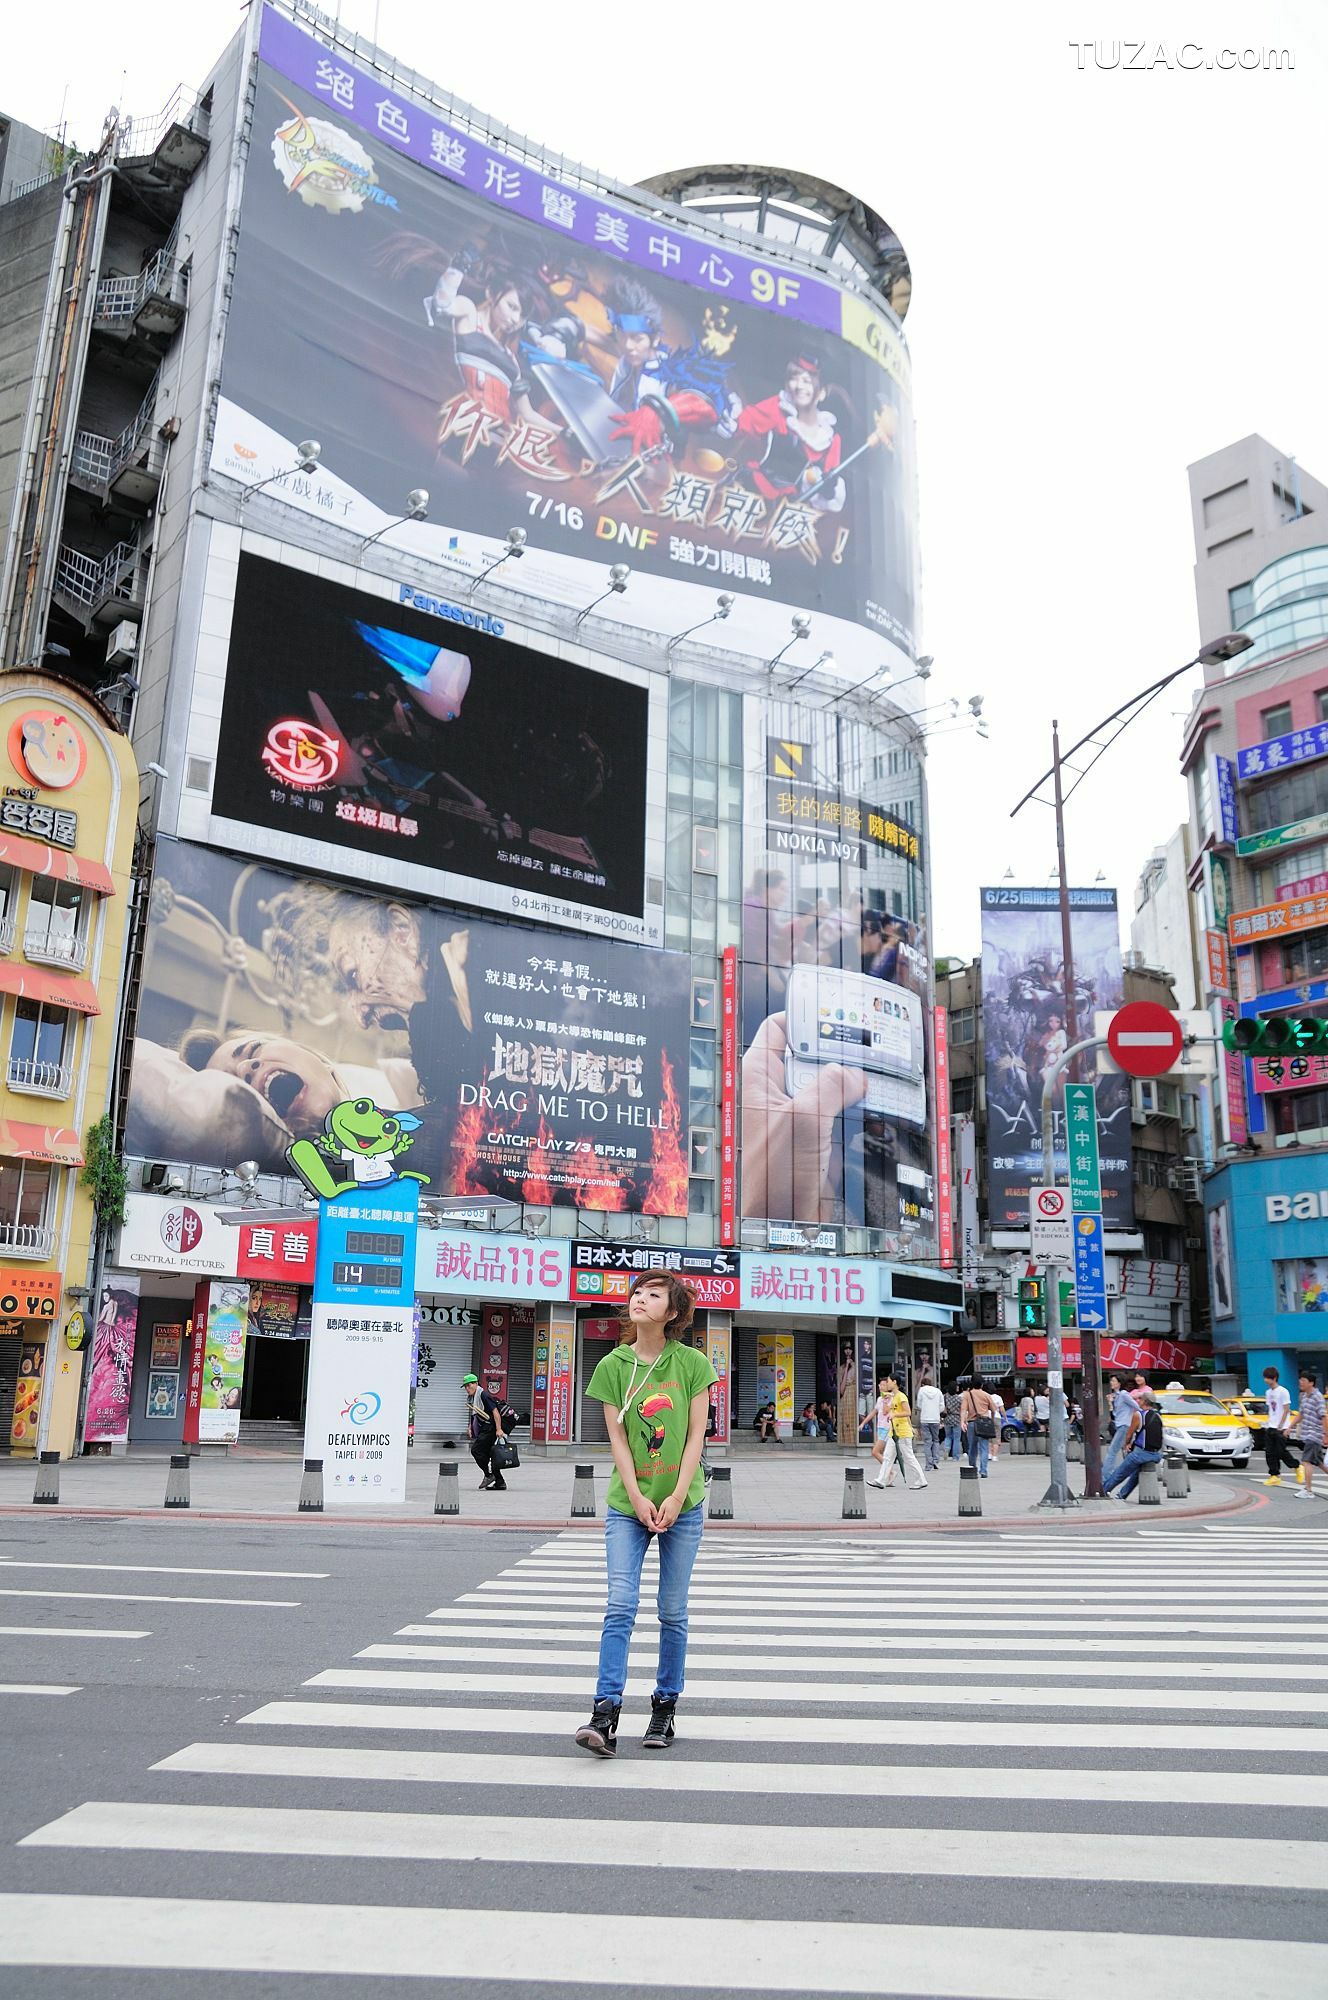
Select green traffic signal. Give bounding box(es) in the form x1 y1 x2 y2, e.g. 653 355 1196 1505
1017 1277 1045 1329
1222 1015 1328 1055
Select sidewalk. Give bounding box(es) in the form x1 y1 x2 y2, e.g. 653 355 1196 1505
0 1445 1260 1532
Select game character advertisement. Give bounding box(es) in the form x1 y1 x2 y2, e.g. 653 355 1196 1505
210 554 651 938
124 842 691 1215
739 698 933 1240
211 10 918 677
980 886 1134 1228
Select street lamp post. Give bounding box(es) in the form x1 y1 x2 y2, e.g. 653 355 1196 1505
1011 632 1252 1504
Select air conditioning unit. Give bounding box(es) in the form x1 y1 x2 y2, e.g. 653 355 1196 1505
1133 1078 1181 1121
105 620 138 667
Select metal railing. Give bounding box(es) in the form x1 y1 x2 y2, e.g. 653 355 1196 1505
6 1056 74 1099
93 235 186 325
71 384 161 491
53 537 140 614
0 911 14 956
0 1221 56 1259
23 924 89 972
115 88 210 162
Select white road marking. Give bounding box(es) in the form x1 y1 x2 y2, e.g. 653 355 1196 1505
153 1740 1328 1809
0 1683 79 1697
426 1606 1328 1637
304 1667 1328 1711
239 1699 1328 1752
0 1562 326 1578
0 1894 1322 1993
393 1621 1328 1658
21 1800 1328 1895
0 1588 299 1608
0 1626 148 1641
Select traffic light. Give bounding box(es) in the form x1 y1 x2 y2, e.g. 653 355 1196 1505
1017 1278 1045 1329
1223 1014 1328 1055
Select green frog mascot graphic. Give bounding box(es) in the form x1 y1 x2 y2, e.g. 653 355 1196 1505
287 1097 431 1200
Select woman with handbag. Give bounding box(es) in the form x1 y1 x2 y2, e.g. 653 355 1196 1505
961 1379 997 1478
869 1373 927 1490
574 1271 715 1759
463 1373 510 1492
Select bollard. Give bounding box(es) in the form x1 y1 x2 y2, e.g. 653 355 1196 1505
434 1461 459 1516
32 1451 60 1505
707 1465 733 1520
842 1465 866 1519
1137 1458 1163 1506
297 1458 324 1513
1067 1436 1084 1462
1032 1431 1049 1456
1165 1455 1190 1499
570 1463 597 1518
164 1454 190 1509
958 1465 982 1516
1008 1432 1025 1455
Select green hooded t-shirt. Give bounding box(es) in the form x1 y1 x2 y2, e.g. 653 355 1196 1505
585 1339 718 1516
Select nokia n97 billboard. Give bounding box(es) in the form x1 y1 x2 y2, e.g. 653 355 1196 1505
210 553 648 934
211 9 918 675
980 886 1134 1229
126 843 690 1215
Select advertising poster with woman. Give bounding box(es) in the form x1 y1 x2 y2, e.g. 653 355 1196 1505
85 1280 140 1445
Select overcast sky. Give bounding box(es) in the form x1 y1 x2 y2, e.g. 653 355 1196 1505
7 0 1324 962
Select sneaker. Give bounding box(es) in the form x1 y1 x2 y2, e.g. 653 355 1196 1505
574 1700 620 1757
642 1697 676 1749
1263 1476 1283 1486
1293 1488 1308 1500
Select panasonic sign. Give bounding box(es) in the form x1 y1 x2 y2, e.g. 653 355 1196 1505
1265 1192 1328 1221
397 583 504 636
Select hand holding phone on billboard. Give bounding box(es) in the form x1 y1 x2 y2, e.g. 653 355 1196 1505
740 1011 868 1221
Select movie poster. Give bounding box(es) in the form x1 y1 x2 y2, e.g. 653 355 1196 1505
125 841 691 1215
980 886 1133 1228
210 554 650 933
85 1279 139 1445
738 696 934 1244
211 9 918 676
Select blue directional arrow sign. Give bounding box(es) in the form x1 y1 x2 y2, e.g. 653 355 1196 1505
1072 1211 1108 1333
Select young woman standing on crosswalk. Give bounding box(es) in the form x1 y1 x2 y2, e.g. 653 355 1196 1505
574 1272 716 1758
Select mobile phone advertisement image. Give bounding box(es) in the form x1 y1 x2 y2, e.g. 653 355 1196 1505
211 9 918 676
124 842 691 1215
209 552 649 934
979 886 1134 1228
738 697 934 1243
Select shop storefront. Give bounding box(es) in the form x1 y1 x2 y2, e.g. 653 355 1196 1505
1204 1153 1328 1389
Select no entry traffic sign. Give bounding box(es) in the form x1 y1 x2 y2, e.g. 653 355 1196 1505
1105 1001 1184 1079
1029 1185 1073 1261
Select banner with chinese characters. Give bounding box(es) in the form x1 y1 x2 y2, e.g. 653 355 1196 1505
126 842 691 1216
237 1217 318 1283
756 1333 794 1427
245 1281 302 1338
720 947 737 1246
417 1230 570 1300
545 1302 575 1444
85 1278 140 1446
210 554 650 941
1220 1000 1249 1146
1229 890 1328 944
1204 929 1230 997
1236 723 1328 781
1252 1051 1328 1095
305 1184 419 1505
933 1008 954 1267
739 698 933 1244
211 9 918 686
741 1254 873 1314
980 886 1133 1229
183 1280 250 1445
568 1243 739 1310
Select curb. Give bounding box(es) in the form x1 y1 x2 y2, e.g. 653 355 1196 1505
0 1486 1264 1533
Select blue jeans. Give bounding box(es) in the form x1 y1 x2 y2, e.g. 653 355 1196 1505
1105 1446 1162 1498
944 1422 963 1459
1102 1423 1131 1480
921 1421 942 1469
595 1501 705 1704
966 1429 990 1476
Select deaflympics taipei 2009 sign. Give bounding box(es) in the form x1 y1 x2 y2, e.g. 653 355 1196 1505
288 1097 428 1505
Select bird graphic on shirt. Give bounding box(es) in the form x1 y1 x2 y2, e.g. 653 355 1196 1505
638 1392 674 1461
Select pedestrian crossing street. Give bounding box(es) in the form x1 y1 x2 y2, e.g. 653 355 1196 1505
3 1521 1328 1993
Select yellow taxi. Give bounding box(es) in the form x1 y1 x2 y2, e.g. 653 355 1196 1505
1154 1389 1253 1468
1223 1395 1272 1445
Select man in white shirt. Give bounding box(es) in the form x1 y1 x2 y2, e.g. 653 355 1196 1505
1261 1365 1297 1485
1033 1387 1050 1431
916 1378 944 1469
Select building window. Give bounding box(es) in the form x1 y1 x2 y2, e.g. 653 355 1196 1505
1272 1083 1328 1145
23 877 88 971
8 999 72 1096
1275 1257 1328 1312
1318 690 1328 723
1283 931 1328 983
951 1075 975 1115
949 1007 976 1045
1245 764 1328 835
1133 1148 1171 1190
1255 840 1328 900
1228 581 1254 627
1261 702 1293 739
0 1159 54 1255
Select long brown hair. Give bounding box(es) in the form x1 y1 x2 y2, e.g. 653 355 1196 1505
616 1270 696 1345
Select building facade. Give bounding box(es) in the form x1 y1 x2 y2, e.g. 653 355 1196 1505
1180 434 1328 1387
1 3 960 1453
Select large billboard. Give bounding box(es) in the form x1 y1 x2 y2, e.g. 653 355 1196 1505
738 699 933 1245
209 552 649 935
211 9 918 676
125 842 690 1214
980 886 1133 1228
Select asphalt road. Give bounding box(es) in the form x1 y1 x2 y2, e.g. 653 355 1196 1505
0 1504 1325 1998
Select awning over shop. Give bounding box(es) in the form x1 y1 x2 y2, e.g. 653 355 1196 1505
0 961 100 1016
0 1116 83 1167
0 830 114 896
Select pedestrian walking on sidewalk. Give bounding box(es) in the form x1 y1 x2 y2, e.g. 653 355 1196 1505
1104 1391 1165 1499
1261 1366 1300 1485
942 1385 964 1460
464 1374 509 1491
1291 1371 1326 1501
916 1378 944 1470
574 1272 715 1758
961 1380 997 1477
871 1373 927 1490
987 1387 1005 1461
